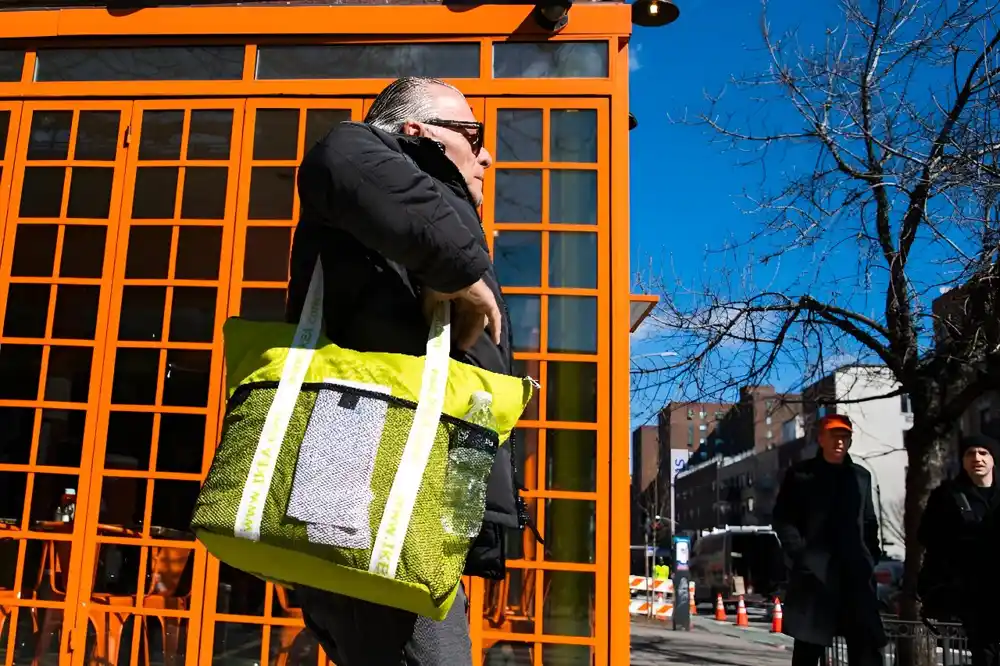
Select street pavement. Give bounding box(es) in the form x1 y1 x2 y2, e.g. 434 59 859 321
631 609 793 665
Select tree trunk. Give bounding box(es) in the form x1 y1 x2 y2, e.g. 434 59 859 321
897 425 951 666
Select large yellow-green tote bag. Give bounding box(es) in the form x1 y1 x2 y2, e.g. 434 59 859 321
191 260 532 620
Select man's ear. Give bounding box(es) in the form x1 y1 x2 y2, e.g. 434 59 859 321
400 120 423 137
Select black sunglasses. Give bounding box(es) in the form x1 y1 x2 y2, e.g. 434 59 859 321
424 118 485 156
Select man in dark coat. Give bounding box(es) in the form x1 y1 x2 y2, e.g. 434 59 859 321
918 434 1000 666
773 414 887 666
284 76 528 666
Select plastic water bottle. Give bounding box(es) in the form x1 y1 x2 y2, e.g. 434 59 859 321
442 392 497 537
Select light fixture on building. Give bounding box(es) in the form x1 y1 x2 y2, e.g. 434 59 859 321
629 113 638 131
632 0 679 27
532 0 572 32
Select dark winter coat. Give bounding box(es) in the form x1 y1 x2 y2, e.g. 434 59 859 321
772 453 887 647
286 121 528 580
917 474 1000 639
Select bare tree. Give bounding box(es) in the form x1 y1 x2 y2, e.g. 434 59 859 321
634 0 1000 627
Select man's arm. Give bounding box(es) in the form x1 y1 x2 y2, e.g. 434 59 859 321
772 467 806 566
862 473 882 560
297 123 490 294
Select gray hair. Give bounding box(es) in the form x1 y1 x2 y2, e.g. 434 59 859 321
364 76 460 133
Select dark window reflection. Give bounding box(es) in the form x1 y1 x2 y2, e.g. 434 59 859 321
45 346 93 403
493 42 608 78
75 111 121 161
27 111 73 160
4 284 51 338
240 288 287 321
106 411 154 471
304 109 351 152
10 224 58 277
551 109 597 163
162 349 211 408
138 111 184 160
169 287 218 343
244 226 292 282
543 571 595 637
187 110 234 160
35 46 244 82
20 167 66 218
0 50 24 82
495 170 541 223
546 430 597 492
111 347 160 405
60 225 107 278
248 167 296 220
0 407 36 466
546 362 597 423
175 226 223 280
550 170 597 224
37 410 86 467
512 428 539 492
544 500 596 564
125 225 172 279
157 413 207 474
51 285 101 340
548 296 597 354
549 232 597 289
180 166 228 219
132 167 179 219
496 110 542 163
150 480 201 532
254 109 300 161
506 295 541 352
0 109 11 155
119 287 166 341
67 167 114 219
256 44 479 80
0 344 43 401
494 231 541 287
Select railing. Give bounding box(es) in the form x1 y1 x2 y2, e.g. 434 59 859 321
827 620 969 666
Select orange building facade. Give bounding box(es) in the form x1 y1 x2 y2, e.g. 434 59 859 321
0 4 636 665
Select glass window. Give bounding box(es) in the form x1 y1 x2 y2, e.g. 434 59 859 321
495 170 542 223
550 170 597 224
546 362 597 422
549 232 597 289
0 50 24 82
550 110 597 163
548 296 597 354
546 430 596 492
506 294 541 352
256 44 480 80
493 42 608 78
496 109 543 163
35 47 244 82
493 231 541 287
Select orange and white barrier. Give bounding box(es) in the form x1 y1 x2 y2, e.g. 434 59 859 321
714 594 727 621
735 595 749 627
628 576 674 595
688 581 697 615
770 598 783 633
629 598 673 620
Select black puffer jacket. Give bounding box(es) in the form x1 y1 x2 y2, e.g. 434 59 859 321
286 121 530 580
918 474 1000 637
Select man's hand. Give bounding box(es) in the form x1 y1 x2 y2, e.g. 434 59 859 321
424 279 502 351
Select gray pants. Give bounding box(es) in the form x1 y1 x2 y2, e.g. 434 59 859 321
298 585 473 666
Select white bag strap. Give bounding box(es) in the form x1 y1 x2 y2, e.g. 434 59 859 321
233 257 452 568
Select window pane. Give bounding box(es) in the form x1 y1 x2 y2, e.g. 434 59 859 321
544 499 595 563
546 362 596 423
496 110 542 163
546 430 596 492
35 47 244 82
495 170 541 223
551 109 597 163
505 295 540 352
543 570 594 636
548 296 597 354
550 171 597 224
0 50 24 82
549 232 597 289
256 44 480 79
493 42 608 78
494 231 541 287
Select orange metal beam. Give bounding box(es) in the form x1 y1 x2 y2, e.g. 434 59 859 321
0 3 631 39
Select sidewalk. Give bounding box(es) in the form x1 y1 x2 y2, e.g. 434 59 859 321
631 618 791 666
691 615 795 649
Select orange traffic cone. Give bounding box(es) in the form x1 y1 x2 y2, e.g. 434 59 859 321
714 594 727 621
770 598 783 633
735 595 749 627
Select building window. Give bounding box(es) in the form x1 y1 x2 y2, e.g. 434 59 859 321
687 424 694 446
765 416 772 425
36 46 246 82
687 408 694 420
257 43 481 80
900 394 912 414
766 429 773 439
699 410 706 419
699 438 706 445
715 411 724 420
699 423 707 431
765 399 774 411
818 405 828 418
493 41 609 78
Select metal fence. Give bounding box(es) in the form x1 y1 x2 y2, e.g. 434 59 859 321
827 620 969 666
